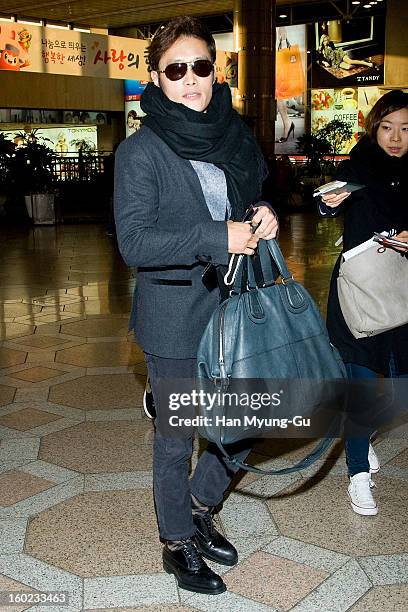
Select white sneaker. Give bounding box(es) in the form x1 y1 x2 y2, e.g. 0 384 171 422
368 443 380 474
348 472 378 516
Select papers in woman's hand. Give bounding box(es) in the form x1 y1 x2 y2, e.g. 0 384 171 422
373 232 408 251
342 230 408 260
313 180 364 197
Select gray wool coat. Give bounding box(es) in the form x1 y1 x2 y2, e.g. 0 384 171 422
114 126 229 359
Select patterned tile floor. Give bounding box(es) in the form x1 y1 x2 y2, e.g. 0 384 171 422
0 218 407 612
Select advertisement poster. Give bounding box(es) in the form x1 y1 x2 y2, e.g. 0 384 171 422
62 111 107 125
0 22 149 80
0 126 98 156
124 80 147 137
311 88 359 154
275 25 307 153
215 51 238 88
312 17 384 89
0 108 107 125
357 86 408 135
215 28 307 154
311 86 408 154
0 109 60 123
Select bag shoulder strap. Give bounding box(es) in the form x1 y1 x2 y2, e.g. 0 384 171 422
215 436 336 475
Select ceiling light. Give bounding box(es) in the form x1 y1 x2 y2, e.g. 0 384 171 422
363 3 371 6
74 27 90 33
0 16 14 22
46 23 69 30
17 18 42 26
279 14 288 19
351 1 360 4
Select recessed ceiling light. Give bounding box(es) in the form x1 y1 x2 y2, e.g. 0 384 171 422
279 14 288 18
363 3 371 7
352 1 360 4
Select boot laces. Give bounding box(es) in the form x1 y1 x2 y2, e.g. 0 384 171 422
201 510 215 536
181 539 204 571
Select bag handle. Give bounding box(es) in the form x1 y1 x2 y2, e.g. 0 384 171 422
232 238 294 295
215 434 336 475
224 204 258 287
265 239 294 284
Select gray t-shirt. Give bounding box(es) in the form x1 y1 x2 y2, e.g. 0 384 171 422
190 160 231 221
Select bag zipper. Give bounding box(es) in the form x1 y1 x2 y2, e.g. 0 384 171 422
216 302 228 386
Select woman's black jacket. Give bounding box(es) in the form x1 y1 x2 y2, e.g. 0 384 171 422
319 136 408 375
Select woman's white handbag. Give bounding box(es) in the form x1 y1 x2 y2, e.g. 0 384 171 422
337 243 408 338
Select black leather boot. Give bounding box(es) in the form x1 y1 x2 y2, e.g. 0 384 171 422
193 509 238 566
163 539 226 595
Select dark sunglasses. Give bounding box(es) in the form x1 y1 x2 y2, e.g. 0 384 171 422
158 59 214 81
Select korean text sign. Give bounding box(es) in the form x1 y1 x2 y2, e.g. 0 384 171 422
0 22 149 80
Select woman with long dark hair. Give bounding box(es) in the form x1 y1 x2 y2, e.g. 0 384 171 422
319 90 408 516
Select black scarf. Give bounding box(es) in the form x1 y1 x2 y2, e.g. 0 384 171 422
350 136 408 229
351 136 407 183
140 81 267 220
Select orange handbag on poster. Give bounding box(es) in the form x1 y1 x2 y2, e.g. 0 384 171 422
275 39 305 100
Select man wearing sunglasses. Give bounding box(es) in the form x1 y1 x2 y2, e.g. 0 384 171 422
115 16 277 595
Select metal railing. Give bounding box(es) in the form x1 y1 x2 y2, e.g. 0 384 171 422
51 153 108 182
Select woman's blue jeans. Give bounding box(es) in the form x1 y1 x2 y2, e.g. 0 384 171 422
345 355 408 477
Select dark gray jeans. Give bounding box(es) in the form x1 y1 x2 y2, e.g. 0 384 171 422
145 353 251 541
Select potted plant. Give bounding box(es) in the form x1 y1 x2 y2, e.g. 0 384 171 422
9 129 57 224
296 132 331 184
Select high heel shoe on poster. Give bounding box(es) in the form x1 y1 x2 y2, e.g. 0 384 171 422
367 57 380 71
276 122 295 143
